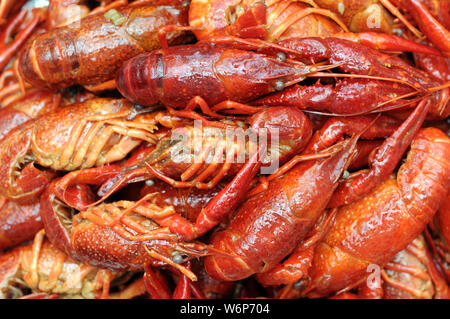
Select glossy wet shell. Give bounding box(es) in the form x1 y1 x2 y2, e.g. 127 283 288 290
116 43 305 107
29 98 136 169
306 128 450 297
204 137 356 281
383 235 435 299
18 3 192 89
0 199 42 250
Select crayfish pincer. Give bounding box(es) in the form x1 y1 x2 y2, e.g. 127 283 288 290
203 135 358 281
304 127 450 298
251 37 446 117
204 98 430 283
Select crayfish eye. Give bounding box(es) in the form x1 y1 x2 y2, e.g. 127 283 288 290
294 281 306 290
342 170 350 180
276 52 286 62
172 255 183 264
274 80 285 91
392 28 403 37
171 252 188 264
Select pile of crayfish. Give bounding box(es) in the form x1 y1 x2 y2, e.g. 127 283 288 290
0 0 448 299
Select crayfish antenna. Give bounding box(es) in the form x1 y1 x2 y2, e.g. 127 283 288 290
379 0 423 39
0 9 41 72
401 0 450 56
143 241 228 284
311 72 426 91
428 81 450 93
144 247 198 282
283 62 346 88
365 82 450 117
93 167 150 207
248 144 344 197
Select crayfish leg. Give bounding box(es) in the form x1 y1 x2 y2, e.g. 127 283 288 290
378 0 423 38
166 105 233 130
0 10 41 72
153 142 266 241
83 79 116 92
401 0 450 57
143 264 172 299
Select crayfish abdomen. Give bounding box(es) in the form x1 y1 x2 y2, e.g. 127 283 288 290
18 2 193 90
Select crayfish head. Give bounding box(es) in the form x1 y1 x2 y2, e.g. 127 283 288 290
249 106 313 166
